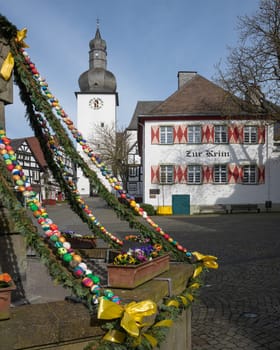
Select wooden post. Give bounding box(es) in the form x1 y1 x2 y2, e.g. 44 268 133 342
0 36 13 129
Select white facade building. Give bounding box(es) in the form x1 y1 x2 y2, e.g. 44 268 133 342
137 72 280 214
76 25 118 195
126 101 162 201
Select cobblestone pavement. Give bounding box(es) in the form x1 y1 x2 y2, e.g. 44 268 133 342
153 212 280 350
37 198 280 349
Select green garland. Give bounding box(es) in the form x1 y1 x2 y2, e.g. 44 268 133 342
14 72 120 248
0 158 33 238
0 156 93 305
0 14 188 262
83 272 205 350
0 14 217 349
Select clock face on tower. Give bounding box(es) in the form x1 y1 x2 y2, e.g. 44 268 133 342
89 97 104 110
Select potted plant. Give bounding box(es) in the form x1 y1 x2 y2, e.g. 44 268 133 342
0 273 16 320
107 235 170 289
61 230 97 249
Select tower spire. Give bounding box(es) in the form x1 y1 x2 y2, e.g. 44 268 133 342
78 21 116 93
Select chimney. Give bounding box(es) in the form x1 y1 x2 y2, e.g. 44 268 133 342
177 71 197 89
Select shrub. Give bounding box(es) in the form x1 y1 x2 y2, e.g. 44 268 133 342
140 203 156 216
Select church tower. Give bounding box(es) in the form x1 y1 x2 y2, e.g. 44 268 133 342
76 23 118 195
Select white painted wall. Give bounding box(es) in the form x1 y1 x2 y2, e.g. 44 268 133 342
76 93 117 195
142 120 279 211
77 94 116 141
269 148 280 204
126 129 141 165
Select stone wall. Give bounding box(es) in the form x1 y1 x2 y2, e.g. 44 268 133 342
0 263 194 350
0 205 27 301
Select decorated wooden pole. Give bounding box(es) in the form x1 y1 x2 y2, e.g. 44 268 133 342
0 35 13 129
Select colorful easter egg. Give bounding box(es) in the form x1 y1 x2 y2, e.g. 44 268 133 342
62 253 73 262
73 266 84 277
82 277 93 288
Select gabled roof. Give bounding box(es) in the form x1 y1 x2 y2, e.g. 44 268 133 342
127 101 162 130
145 74 263 117
10 137 47 169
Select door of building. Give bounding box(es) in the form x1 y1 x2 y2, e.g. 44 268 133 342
172 195 190 215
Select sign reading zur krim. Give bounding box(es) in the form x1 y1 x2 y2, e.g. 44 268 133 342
186 150 230 157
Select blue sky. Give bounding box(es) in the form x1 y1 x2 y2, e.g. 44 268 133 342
1 0 260 138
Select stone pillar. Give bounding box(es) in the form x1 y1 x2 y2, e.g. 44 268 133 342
0 210 28 303
0 206 27 302
0 37 23 300
160 308 192 350
0 36 13 129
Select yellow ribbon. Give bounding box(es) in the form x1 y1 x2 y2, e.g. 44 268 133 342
0 28 28 81
185 293 194 302
179 296 187 305
97 298 183 347
15 28 29 47
154 319 173 327
189 282 200 289
133 319 173 347
102 329 126 344
166 299 180 308
98 298 157 338
142 333 158 347
192 251 219 270
166 293 193 309
0 52 14 81
193 265 203 279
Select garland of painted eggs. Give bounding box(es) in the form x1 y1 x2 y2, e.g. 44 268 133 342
20 48 192 259
36 114 123 247
0 129 121 305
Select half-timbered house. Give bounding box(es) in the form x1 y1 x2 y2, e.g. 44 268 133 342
10 137 75 204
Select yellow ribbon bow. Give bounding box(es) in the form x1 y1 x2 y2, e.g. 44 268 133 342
192 251 218 278
0 28 29 81
15 28 29 46
98 298 157 338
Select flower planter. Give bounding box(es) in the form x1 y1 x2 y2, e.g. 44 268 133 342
64 236 97 249
62 232 97 249
107 254 170 289
0 281 16 320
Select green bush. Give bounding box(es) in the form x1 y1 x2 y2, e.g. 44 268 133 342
140 203 156 216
